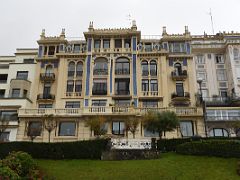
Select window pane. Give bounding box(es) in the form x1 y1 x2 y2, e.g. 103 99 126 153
58 122 76 136
11 89 20 98
27 122 42 136
16 71 28 80
65 101 80 108
180 121 193 137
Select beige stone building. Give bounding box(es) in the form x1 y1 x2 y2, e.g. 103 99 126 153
14 22 205 142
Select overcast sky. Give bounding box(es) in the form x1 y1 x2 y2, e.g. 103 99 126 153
0 0 240 55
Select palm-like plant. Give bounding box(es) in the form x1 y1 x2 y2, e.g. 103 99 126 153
85 116 107 138
0 116 9 142
43 114 56 143
125 117 139 138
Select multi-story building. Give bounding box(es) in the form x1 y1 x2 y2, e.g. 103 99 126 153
14 22 204 142
0 49 38 141
192 32 240 137
1 21 239 142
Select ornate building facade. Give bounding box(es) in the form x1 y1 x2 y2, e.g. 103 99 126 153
0 21 239 142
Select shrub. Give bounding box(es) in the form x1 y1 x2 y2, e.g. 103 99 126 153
2 151 37 177
237 160 240 176
157 138 191 152
176 140 240 158
0 161 20 180
0 139 109 159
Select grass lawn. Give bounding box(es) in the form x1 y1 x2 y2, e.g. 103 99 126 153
37 153 239 180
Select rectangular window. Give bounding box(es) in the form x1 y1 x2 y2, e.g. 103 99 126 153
124 39 131 48
58 122 76 136
48 46 55 55
142 79 149 91
216 69 227 81
23 59 34 64
92 79 107 95
176 83 184 96
215 55 224 63
115 79 130 95
169 42 186 53
112 121 125 135
180 121 193 137
196 55 205 64
144 128 159 137
207 54 212 59
0 74 8 83
65 101 80 108
145 43 152 52
73 44 80 53
94 40 101 48
92 99 107 106
115 39 122 48
27 121 42 137
11 89 20 98
114 99 130 107
0 132 10 142
142 100 158 107
16 71 28 80
75 80 82 92
38 104 53 108
0 89 5 98
150 79 158 91
67 80 74 92
103 39 110 49
0 110 18 121
43 83 51 95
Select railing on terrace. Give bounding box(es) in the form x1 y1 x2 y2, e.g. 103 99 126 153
19 107 202 116
206 116 240 121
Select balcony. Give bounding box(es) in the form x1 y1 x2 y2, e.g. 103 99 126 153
40 73 55 82
76 71 83 77
171 70 187 81
18 107 202 117
206 116 240 121
171 92 190 106
65 92 82 97
139 91 162 100
115 69 130 75
93 69 108 75
92 90 107 96
37 94 55 101
204 97 232 107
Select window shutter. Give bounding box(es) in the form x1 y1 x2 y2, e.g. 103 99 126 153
169 59 173 66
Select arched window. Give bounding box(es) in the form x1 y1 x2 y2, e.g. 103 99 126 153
68 61 75 77
76 62 83 77
174 63 182 76
233 48 239 60
115 57 130 75
141 61 148 76
45 65 53 74
150 60 157 76
93 58 108 75
209 128 229 137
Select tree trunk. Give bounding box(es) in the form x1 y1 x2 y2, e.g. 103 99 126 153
48 131 51 143
133 132 135 139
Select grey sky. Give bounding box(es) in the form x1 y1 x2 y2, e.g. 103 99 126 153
0 0 239 55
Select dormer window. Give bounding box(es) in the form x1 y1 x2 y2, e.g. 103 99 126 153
94 40 101 49
48 46 55 55
103 39 110 49
115 39 122 48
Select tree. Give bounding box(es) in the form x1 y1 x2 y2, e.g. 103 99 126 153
143 111 179 139
43 114 56 143
125 117 139 138
85 116 107 138
0 116 9 142
226 121 240 137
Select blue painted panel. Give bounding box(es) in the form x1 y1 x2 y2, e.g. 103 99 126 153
87 38 92 52
110 59 113 94
132 54 137 95
163 43 168 50
38 46 43 58
84 99 89 107
186 43 191 54
132 37 137 51
169 58 173 66
59 44 64 52
134 98 138 107
183 59 187 66
85 55 91 96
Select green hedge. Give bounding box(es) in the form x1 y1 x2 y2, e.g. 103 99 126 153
157 137 240 152
0 139 109 159
176 140 240 158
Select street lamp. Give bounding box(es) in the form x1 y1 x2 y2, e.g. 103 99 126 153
197 78 208 137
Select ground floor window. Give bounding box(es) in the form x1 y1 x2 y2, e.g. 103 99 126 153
144 128 159 137
0 132 10 142
112 121 125 135
27 121 42 137
58 122 76 136
180 121 194 137
236 129 240 137
209 128 228 137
